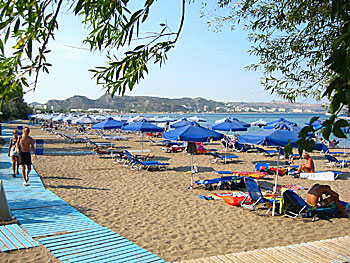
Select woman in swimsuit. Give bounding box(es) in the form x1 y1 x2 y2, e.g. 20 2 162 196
8 129 20 177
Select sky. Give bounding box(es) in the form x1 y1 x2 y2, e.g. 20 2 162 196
23 1 321 105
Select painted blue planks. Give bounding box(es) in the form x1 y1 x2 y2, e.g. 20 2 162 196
1 126 168 262
6 189 68 210
0 224 39 252
39 227 167 263
11 205 100 237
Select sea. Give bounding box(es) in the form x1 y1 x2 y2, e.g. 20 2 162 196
136 112 348 148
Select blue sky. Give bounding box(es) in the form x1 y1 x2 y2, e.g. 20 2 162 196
23 1 320 104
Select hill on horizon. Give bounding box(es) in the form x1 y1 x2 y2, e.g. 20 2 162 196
29 94 325 113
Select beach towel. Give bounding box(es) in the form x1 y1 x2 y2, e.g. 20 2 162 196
214 192 253 206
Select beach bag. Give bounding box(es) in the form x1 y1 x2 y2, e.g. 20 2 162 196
186 142 197 154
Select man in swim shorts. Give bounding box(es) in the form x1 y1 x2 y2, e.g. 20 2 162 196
17 127 37 186
306 184 347 218
296 153 315 173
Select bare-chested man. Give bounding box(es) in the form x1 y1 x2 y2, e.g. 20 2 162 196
307 184 347 218
16 127 37 186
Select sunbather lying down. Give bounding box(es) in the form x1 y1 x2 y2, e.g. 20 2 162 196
162 145 185 153
307 184 347 218
93 146 123 155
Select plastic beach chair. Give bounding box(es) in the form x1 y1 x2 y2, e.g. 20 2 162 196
324 154 350 168
280 189 344 221
321 144 346 156
123 150 169 171
255 147 282 156
233 141 255 152
241 177 279 215
207 152 239 164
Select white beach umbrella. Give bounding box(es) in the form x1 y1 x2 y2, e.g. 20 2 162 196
52 113 66 122
128 116 151 123
62 115 78 123
95 115 107 121
42 113 58 121
113 115 129 121
188 116 207 122
72 115 98 124
251 119 268 127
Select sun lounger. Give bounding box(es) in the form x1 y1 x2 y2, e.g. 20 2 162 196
216 171 268 179
85 137 114 148
254 162 270 171
148 138 171 146
324 154 350 168
123 150 169 171
321 144 346 156
196 175 244 190
233 141 255 152
207 152 239 164
129 157 169 171
255 146 282 156
241 177 279 215
280 189 345 221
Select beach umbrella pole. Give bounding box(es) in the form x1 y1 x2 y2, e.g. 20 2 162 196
272 147 280 216
141 132 144 155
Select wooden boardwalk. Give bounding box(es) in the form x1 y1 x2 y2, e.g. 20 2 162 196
175 235 350 263
0 125 167 262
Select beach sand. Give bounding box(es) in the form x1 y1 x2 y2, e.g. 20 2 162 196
2 121 350 262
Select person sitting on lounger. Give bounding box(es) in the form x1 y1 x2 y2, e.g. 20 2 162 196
307 184 347 218
296 153 315 173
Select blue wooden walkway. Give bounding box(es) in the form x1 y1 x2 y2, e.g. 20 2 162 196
0 126 167 262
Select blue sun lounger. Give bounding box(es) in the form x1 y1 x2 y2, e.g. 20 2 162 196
280 189 346 221
321 144 346 156
207 152 239 164
124 150 169 171
241 177 278 215
256 147 283 156
325 154 350 168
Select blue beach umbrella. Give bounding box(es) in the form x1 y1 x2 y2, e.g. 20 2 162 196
210 119 247 163
163 125 223 142
163 126 223 189
122 120 164 154
305 119 323 129
266 118 297 127
265 122 302 134
239 128 298 147
231 118 251 128
91 117 126 130
210 119 248 132
239 128 299 216
170 118 198 128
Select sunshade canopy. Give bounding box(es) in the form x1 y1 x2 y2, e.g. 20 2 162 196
210 119 247 132
91 117 126 129
163 125 223 142
238 128 299 147
170 118 199 128
121 120 163 132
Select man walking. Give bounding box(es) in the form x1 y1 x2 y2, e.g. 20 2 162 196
17 127 37 186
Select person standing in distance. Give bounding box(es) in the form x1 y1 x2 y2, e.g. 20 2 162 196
17 127 37 186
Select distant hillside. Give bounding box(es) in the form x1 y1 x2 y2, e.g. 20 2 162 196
31 94 325 113
39 94 224 112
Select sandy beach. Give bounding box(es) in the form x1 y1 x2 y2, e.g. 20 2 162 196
1 121 350 262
